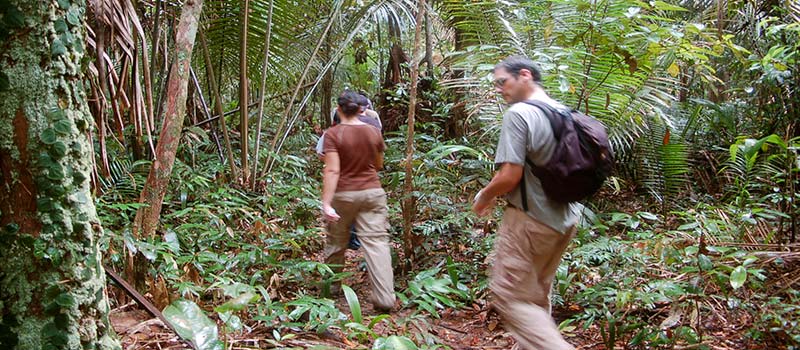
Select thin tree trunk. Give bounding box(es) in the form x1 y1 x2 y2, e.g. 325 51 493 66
377 19 383 86
445 23 469 138
250 0 274 190
191 67 222 162
150 0 162 96
140 17 156 159
200 29 238 179
239 0 250 184
320 39 333 128
424 2 434 76
0 1 120 348
131 0 204 289
94 20 112 177
402 0 426 270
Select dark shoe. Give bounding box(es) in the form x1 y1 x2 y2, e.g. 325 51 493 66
373 304 393 314
348 233 362 250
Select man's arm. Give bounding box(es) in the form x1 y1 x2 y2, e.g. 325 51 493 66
472 162 523 216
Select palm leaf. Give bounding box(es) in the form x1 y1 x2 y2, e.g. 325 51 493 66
99 159 152 201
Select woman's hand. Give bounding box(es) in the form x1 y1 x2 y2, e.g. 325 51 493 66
322 203 340 222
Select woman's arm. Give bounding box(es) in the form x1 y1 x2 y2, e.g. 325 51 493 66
375 152 384 170
322 151 341 221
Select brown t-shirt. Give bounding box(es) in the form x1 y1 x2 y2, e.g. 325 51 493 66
323 124 385 191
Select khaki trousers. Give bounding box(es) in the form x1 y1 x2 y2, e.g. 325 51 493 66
323 188 395 310
490 207 576 350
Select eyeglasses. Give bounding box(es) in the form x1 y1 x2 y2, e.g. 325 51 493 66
493 77 509 88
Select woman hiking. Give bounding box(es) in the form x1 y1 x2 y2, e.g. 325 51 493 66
320 90 395 312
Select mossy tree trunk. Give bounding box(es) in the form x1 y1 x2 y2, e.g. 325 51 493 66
131 0 203 291
0 1 121 349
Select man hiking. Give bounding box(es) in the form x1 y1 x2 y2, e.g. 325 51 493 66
472 55 582 350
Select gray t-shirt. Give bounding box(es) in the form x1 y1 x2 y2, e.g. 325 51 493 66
495 98 582 234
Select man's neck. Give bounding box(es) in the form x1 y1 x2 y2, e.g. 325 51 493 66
525 86 549 101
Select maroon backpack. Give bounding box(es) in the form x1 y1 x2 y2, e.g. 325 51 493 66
520 100 614 205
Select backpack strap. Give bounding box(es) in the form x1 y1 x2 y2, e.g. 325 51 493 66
517 100 566 212
520 158 535 212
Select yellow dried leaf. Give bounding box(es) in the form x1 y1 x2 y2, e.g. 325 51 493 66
667 63 680 77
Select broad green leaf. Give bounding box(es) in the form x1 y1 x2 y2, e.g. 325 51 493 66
66 8 81 26
218 311 243 331
41 129 57 145
163 299 224 350
368 314 391 329
54 120 72 135
637 212 659 222
51 142 67 158
51 39 67 56
214 292 259 313
342 285 362 324
164 230 180 253
730 266 747 290
425 144 483 161
55 293 75 308
698 254 713 271
373 335 419 350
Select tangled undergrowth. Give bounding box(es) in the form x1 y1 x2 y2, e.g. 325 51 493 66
97 128 799 349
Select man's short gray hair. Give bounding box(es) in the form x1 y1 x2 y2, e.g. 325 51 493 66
494 55 542 82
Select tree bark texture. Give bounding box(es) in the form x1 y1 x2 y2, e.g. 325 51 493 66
0 1 120 349
402 0 426 270
133 0 203 242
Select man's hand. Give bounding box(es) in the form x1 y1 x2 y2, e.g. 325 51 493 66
472 190 495 217
322 204 340 222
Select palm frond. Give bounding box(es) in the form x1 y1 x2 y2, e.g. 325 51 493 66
99 159 152 201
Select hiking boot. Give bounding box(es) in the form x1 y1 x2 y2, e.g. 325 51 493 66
347 232 362 250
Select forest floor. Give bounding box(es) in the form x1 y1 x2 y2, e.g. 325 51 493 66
109 247 590 350
108 243 778 350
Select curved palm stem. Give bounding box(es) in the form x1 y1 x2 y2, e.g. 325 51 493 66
250 0 274 190
199 29 239 179
239 0 251 183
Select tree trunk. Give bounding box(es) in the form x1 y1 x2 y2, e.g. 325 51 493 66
402 0 426 271
200 29 238 180
445 24 469 138
424 3 434 76
239 0 250 184
250 0 275 190
131 0 203 289
320 35 333 128
378 16 409 132
0 1 120 348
